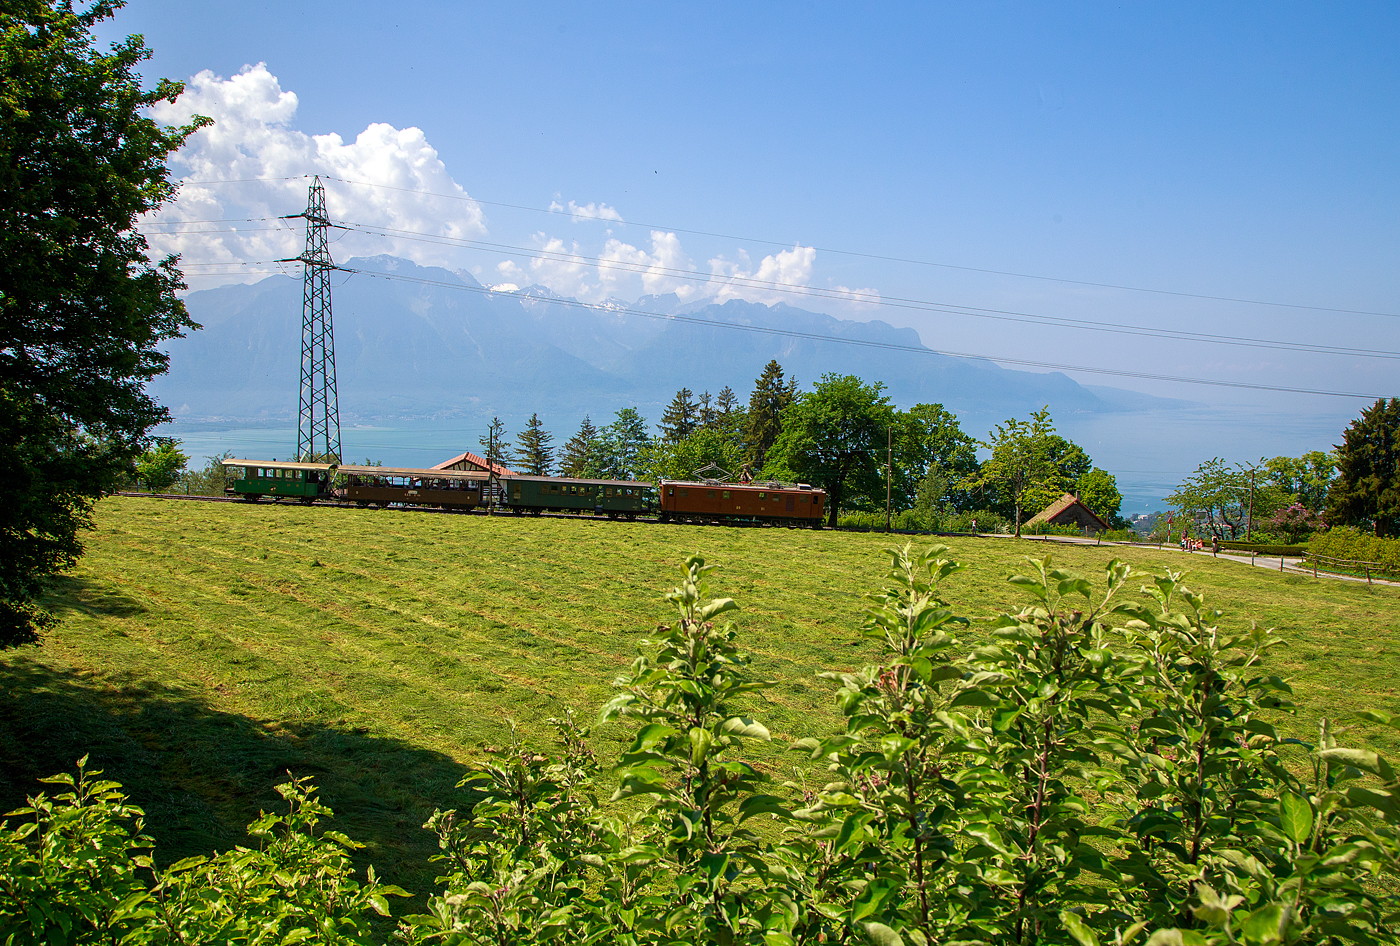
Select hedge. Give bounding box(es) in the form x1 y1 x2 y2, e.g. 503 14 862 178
1219 541 1308 556
1308 527 1400 573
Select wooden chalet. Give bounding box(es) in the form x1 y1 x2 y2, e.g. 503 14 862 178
433 450 515 477
1025 492 1111 535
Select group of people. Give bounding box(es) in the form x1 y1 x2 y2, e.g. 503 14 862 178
1179 531 1221 554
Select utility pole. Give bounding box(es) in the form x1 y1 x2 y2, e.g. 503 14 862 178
1246 469 1256 541
487 424 496 515
885 426 893 533
283 177 342 464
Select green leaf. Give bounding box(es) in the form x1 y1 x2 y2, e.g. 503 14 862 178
689 727 714 764
698 597 740 621
738 794 789 822
862 921 904 946
1059 910 1100 946
719 717 770 740
1241 903 1288 945
1278 792 1313 844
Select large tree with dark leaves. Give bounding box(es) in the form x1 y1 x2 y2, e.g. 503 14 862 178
764 374 895 528
0 0 205 645
1326 398 1400 537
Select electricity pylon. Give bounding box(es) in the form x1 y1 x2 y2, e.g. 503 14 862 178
285 177 342 463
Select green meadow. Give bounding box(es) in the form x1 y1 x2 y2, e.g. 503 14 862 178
3 496 1398 901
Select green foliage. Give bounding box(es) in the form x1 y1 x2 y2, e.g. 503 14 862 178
0 0 205 646
659 388 699 443
179 451 235 496
1076 467 1123 523
559 415 605 478
1264 452 1337 514
1166 458 1264 540
1326 398 1400 537
743 359 797 467
598 407 652 481
643 426 746 483
15 513 1400 945
766 374 896 527
134 440 188 493
0 756 406 945
964 406 1060 536
512 413 555 476
478 416 509 472
898 402 979 514
1267 504 1324 544
1309 526 1400 575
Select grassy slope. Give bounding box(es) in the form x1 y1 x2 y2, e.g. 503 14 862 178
3 497 1398 901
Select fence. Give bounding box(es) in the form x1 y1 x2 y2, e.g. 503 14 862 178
1303 550 1398 585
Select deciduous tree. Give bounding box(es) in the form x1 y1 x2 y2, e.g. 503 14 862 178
965 407 1058 537
134 440 187 493
764 374 894 527
0 0 207 645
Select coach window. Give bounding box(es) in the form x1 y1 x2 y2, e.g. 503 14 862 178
722 491 730 499
758 492 765 499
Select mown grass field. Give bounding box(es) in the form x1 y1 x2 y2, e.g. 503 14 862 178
4 496 1399 902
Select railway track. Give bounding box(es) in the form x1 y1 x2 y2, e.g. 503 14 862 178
113 491 823 528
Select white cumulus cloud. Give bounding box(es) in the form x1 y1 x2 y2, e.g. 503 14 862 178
548 199 624 223
143 63 485 286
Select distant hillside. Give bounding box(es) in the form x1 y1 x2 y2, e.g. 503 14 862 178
152 255 1182 431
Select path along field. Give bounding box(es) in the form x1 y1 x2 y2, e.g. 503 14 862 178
3 496 1398 901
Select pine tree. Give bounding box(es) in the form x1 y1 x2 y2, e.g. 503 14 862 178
697 391 714 429
478 417 509 472
715 386 739 416
560 416 602 478
658 388 698 443
743 361 796 466
1326 397 1400 536
513 413 555 476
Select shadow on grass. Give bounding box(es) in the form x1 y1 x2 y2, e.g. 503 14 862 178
0 650 475 906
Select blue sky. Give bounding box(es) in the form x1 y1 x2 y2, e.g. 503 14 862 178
98 1 1399 500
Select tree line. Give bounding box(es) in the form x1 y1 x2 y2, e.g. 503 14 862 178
1164 397 1400 542
478 360 1124 531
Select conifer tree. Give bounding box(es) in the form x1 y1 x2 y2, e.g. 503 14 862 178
658 388 698 443
743 361 796 466
560 415 602 478
1326 397 1400 536
478 417 509 472
715 386 739 416
513 413 555 476
697 391 714 429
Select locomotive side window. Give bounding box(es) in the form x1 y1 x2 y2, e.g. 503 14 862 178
722 491 730 499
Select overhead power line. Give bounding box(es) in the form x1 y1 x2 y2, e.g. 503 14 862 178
321 263 1387 401
155 219 1400 361
175 175 1399 319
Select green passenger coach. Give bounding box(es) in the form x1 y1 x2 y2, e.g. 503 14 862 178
222 459 335 502
502 475 653 518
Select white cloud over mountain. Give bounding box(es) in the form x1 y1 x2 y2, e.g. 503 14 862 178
144 63 485 282
147 64 878 309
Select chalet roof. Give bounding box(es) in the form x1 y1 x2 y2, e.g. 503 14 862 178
433 451 515 477
1025 492 1110 531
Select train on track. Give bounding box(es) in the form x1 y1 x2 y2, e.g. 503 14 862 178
221 459 827 527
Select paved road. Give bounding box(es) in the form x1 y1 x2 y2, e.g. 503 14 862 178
1008 532 1399 587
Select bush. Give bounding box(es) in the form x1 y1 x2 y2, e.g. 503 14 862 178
1310 526 1400 575
1220 541 1309 556
8 550 1400 944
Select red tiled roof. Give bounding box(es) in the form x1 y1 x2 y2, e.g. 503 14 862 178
433 451 515 477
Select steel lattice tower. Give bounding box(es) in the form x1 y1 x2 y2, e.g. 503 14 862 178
291 177 342 462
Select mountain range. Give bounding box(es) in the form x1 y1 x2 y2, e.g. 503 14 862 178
152 254 1186 434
